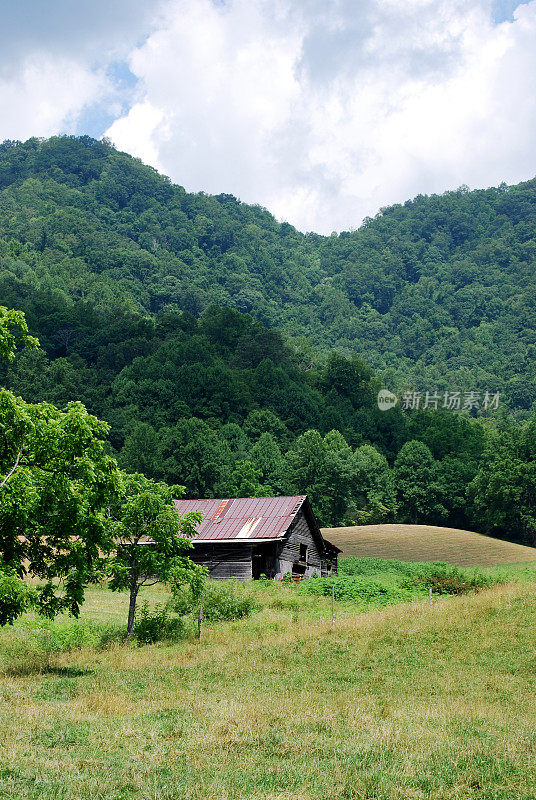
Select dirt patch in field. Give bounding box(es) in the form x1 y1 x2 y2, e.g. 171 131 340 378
322 524 536 566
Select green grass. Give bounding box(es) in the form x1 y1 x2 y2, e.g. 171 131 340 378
1 561 536 798
482 560 536 582
299 558 495 607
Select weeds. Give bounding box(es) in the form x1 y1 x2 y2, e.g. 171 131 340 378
0 618 125 675
415 562 493 595
172 579 258 622
133 602 185 644
301 558 498 606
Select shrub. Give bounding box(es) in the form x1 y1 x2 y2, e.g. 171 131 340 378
299 559 496 608
413 563 492 595
299 575 412 605
96 623 127 648
133 602 185 644
172 580 257 622
339 557 426 578
201 581 258 621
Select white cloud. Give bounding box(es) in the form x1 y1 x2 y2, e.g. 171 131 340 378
104 102 168 169
105 0 536 232
0 56 108 141
0 0 164 142
1 0 535 232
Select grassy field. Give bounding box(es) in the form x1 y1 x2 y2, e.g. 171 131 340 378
323 523 536 566
1 563 536 798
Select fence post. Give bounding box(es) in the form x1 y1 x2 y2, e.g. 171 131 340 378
331 583 335 624
198 592 204 640
429 587 432 605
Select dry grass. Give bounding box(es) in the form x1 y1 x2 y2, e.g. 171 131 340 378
1 582 536 798
323 523 536 566
74 582 170 624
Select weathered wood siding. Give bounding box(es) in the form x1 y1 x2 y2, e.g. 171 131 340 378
276 510 322 577
190 543 253 581
322 542 339 576
188 506 337 580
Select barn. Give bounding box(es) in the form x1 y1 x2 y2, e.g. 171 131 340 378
173 495 339 580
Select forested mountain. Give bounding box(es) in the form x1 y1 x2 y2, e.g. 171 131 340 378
1 299 487 531
1 135 535 542
1 136 536 408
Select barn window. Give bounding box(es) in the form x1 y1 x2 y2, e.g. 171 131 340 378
300 543 308 563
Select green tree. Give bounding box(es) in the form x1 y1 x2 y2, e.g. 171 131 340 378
286 429 326 512
119 421 160 478
227 459 269 498
394 440 447 524
0 305 38 362
352 444 397 524
0 392 119 620
286 429 355 525
321 430 355 525
159 418 233 497
468 420 536 544
107 473 202 635
250 432 288 494
0 307 119 623
243 409 289 444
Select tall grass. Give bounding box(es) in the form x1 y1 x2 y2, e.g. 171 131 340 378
300 558 494 606
1 582 536 798
0 618 125 675
0 559 502 674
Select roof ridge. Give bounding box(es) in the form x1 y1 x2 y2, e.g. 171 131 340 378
172 496 311 542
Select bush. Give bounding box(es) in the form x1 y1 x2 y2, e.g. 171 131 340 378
413 563 492 595
97 623 128 648
299 575 413 605
201 581 257 621
133 602 185 644
299 559 495 608
172 580 257 622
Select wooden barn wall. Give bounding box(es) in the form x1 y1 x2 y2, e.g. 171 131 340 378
277 511 322 576
190 543 253 581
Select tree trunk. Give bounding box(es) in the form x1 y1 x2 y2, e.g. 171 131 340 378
126 583 138 638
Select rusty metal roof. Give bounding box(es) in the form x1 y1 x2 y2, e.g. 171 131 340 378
173 496 307 542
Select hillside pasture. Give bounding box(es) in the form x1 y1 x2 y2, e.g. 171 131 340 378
323 523 536 566
2 582 536 798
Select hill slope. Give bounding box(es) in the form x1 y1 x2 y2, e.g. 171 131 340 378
324 524 536 565
1 136 536 406
3 582 536 798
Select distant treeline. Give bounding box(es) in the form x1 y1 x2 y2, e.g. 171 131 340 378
0 136 535 542
0 299 532 544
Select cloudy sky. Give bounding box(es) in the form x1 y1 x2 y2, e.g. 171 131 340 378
1 0 535 232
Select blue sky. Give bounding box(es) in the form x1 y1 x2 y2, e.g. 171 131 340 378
1 0 535 232
493 0 530 20
73 62 138 139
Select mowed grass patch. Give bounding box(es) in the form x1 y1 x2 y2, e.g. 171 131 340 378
1 583 536 798
324 523 536 566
